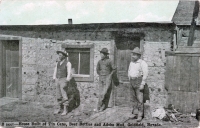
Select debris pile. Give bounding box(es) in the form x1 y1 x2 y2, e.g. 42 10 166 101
152 104 197 123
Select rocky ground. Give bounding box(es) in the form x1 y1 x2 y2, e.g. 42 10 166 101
0 101 199 128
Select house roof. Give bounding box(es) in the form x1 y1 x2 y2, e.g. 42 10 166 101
172 1 200 25
0 22 175 31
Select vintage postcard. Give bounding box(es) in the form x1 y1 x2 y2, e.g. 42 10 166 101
0 0 200 127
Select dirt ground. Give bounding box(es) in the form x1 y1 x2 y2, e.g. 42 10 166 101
0 101 92 122
0 101 199 128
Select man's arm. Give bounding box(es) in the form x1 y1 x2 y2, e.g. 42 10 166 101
53 63 58 80
66 62 72 81
110 59 116 75
96 61 100 75
128 63 131 81
141 61 148 85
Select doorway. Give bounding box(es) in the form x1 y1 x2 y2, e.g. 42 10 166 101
114 36 142 106
115 37 141 83
0 38 22 98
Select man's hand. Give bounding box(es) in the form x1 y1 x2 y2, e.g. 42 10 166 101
66 77 70 82
139 84 144 90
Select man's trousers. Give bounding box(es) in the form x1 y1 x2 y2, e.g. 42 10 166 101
130 77 143 117
98 75 113 110
55 78 68 109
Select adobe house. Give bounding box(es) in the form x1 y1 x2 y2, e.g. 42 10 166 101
0 22 175 112
166 1 200 113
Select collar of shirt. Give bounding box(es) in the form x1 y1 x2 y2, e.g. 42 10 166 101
101 56 109 61
132 59 142 63
59 59 65 65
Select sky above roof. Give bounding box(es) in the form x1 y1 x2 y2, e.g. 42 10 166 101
0 0 179 25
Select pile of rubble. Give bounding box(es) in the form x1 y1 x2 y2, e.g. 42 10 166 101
152 104 197 123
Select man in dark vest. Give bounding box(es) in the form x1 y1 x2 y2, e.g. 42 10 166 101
53 50 72 115
96 48 116 112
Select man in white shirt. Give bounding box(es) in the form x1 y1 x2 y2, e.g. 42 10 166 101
53 50 72 115
128 47 148 122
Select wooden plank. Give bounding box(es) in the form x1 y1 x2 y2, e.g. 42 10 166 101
189 57 199 92
5 42 11 97
185 92 199 113
61 43 94 48
189 92 198 113
179 56 191 91
174 91 180 111
170 91 199 113
127 50 131 72
166 51 200 55
165 56 174 91
10 67 19 98
2 41 6 97
117 50 122 71
0 41 2 97
199 57 200 92
177 28 183 46
0 36 22 40
10 41 19 67
116 50 121 81
89 46 94 81
176 54 200 57
114 45 118 65
173 32 177 51
120 51 126 71
18 39 22 99
172 56 181 91
187 1 199 46
198 91 200 110
167 91 175 109
183 92 187 113
186 92 191 113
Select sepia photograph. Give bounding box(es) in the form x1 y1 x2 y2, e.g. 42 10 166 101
0 0 200 127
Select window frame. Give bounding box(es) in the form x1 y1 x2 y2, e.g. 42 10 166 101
61 43 94 82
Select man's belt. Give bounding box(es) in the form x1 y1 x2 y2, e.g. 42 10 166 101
130 75 143 80
57 77 66 79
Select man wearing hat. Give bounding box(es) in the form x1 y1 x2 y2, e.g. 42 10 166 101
128 47 148 122
96 48 116 112
53 50 72 115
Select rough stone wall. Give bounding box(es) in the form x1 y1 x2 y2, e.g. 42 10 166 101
21 37 113 111
22 38 61 103
143 41 170 108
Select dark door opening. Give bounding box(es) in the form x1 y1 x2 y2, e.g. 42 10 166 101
0 40 21 98
114 36 141 107
115 37 140 83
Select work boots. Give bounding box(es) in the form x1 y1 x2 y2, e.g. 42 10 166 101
99 104 106 112
136 112 143 122
54 107 61 114
61 105 68 116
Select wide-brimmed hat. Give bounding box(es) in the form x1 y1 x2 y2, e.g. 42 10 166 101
99 48 109 54
56 50 68 57
131 47 141 55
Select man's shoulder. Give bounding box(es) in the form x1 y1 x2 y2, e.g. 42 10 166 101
139 59 148 65
107 58 112 61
